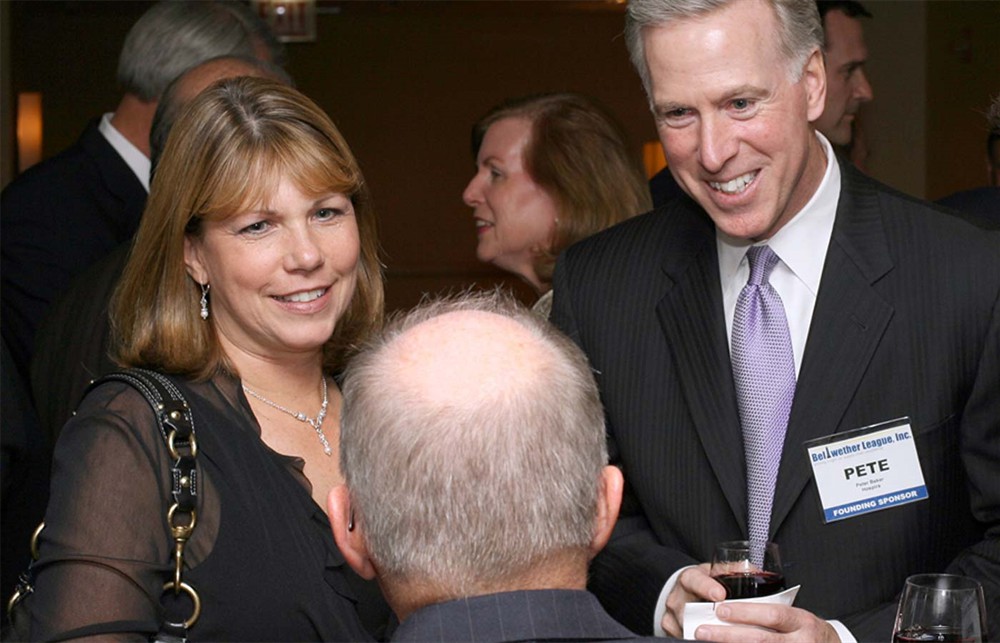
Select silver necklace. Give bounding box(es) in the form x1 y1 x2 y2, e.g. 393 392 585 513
242 378 332 456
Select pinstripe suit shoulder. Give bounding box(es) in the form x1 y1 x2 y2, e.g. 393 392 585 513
390 589 665 642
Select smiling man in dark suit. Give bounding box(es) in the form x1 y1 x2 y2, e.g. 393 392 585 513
551 0 1000 641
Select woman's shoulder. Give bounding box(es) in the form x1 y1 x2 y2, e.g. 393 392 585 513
73 377 158 426
63 372 202 455
75 371 230 415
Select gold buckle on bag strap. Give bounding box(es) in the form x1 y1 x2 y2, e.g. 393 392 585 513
6 522 45 618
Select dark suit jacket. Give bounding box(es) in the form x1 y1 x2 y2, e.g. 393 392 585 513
30 241 128 444
936 186 1000 227
1 119 146 381
391 589 661 642
1 337 50 611
648 166 685 210
551 162 1000 641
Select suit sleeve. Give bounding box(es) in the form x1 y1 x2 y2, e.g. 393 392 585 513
1 167 111 377
552 257 698 635
930 285 1000 637
840 253 1000 641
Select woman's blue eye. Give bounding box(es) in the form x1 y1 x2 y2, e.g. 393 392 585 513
241 221 269 234
316 207 345 221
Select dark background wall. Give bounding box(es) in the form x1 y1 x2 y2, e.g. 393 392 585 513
2 1 997 313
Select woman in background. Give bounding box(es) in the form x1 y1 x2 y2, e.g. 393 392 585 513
462 92 652 316
21 77 389 641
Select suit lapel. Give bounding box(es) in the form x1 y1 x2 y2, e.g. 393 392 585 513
770 163 895 531
656 199 748 531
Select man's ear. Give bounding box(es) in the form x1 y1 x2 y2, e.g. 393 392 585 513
183 234 209 285
589 465 624 558
327 484 376 580
802 47 827 123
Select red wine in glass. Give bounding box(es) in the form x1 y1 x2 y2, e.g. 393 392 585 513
715 570 786 599
710 540 785 600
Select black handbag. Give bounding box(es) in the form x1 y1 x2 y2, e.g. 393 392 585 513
5 368 201 642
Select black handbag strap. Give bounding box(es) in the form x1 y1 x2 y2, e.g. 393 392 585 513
86 369 202 641
6 369 203 641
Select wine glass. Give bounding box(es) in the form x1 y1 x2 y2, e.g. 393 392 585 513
710 540 786 600
892 574 987 642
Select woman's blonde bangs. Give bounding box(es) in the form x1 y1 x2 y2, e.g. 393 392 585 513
193 122 363 228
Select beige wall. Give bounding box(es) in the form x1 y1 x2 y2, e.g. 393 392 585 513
861 1 928 198
4 1 997 311
924 0 999 200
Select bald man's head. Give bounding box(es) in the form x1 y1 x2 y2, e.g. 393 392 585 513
336 290 613 604
385 309 548 414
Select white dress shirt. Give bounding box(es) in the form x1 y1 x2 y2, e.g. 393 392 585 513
652 134 856 642
717 132 840 376
99 112 150 192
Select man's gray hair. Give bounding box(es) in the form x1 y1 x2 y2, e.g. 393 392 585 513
340 289 608 593
117 1 285 102
625 0 823 98
149 55 292 175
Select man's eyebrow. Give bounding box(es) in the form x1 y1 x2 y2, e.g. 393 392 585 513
718 84 768 101
652 100 687 114
652 85 769 114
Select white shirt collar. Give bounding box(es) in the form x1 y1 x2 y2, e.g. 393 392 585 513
98 112 150 192
716 132 840 294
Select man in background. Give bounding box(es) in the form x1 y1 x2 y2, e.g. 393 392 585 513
815 1 874 168
1 0 284 384
937 94 1000 224
328 291 666 642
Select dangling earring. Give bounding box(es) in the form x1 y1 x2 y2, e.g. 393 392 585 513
199 283 210 320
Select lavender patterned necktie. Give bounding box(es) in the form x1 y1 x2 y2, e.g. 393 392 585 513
731 245 796 560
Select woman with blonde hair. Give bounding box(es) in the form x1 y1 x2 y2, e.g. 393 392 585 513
463 92 652 316
19 77 389 641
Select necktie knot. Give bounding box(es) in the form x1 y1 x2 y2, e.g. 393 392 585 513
746 245 780 287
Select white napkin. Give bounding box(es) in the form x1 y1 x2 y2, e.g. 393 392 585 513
682 585 801 639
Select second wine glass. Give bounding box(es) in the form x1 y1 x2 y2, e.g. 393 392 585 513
892 574 987 642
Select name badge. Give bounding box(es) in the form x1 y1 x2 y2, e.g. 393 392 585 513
804 417 927 523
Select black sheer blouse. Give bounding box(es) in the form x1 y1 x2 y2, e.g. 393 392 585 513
26 373 389 641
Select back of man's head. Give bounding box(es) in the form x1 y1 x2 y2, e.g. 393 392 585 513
334 290 618 613
117 1 285 102
149 55 292 175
